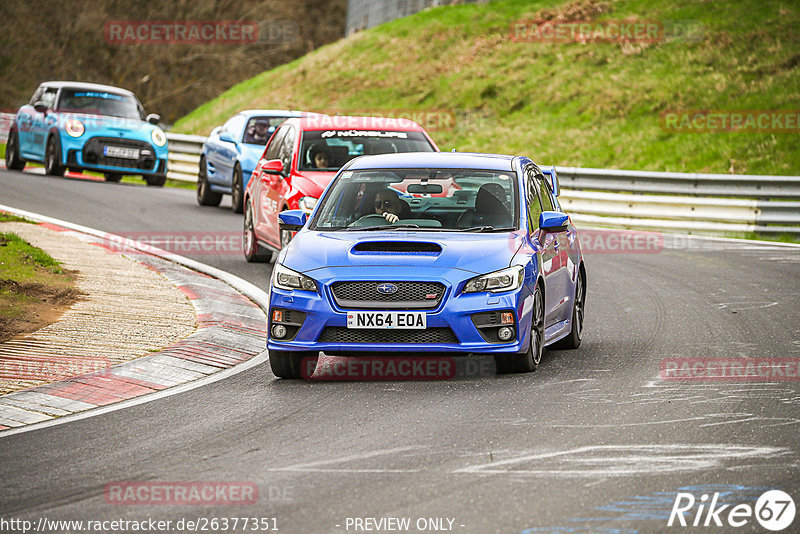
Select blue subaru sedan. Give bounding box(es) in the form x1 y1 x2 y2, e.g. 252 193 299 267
197 110 316 213
267 152 587 378
5 81 168 185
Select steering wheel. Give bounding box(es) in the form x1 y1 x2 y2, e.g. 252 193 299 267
350 213 392 227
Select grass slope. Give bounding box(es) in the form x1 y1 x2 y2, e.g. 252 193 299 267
174 0 800 175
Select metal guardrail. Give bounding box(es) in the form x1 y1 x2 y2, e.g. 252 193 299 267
2 118 797 235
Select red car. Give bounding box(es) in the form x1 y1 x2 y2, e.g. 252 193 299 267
243 115 439 262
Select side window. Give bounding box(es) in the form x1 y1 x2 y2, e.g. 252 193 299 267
525 166 543 232
40 88 57 109
265 126 288 160
536 173 555 212
29 86 44 105
278 126 296 169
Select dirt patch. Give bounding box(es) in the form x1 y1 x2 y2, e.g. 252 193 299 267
0 277 84 343
534 0 613 22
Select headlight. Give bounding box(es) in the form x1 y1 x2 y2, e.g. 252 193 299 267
463 265 525 293
272 263 317 292
65 119 84 137
298 196 318 214
151 128 167 147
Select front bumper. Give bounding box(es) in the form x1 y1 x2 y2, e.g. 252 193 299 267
267 267 535 355
62 135 167 175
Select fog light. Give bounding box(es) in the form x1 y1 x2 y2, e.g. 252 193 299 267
498 327 514 341
272 324 287 339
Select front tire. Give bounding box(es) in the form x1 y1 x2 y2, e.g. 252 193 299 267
231 164 244 213
269 350 318 379
44 134 66 176
145 173 167 187
243 202 271 263
495 283 544 374
104 173 123 183
552 268 585 350
197 156 222 206
5 130 26 171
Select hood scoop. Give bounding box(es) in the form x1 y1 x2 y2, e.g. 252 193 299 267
351 241 442 256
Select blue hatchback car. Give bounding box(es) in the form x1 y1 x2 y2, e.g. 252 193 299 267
5 81 168 185
197 110 316 213
268 152 587 378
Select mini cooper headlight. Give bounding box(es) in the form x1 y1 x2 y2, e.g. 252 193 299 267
151 127 167 147
463 265 525 294
272 263 317 292
298 196 318 215
65 119 85 137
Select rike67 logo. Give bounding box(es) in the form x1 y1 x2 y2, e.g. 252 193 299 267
668 489 795 531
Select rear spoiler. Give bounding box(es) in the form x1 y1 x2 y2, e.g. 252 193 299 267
541 166 559 197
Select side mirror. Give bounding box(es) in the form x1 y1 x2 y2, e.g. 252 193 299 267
219 131 236 143
539 211 569 232
278 210 307 232
543 166 560 197
146 113 160 125
33 101 48 114
260 159 284 175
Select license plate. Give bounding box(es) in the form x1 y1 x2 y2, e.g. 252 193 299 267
104 145 140 159
346 311 426 329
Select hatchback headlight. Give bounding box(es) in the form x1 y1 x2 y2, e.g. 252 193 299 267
463 265 525 293
151 128 167 147
272 263 317 292
65 119 84 137
298 196 318 215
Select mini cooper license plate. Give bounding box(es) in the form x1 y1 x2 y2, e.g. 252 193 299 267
346 311 426 329
104 146 140 159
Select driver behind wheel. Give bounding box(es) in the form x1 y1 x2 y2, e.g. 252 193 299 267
374 189 411 223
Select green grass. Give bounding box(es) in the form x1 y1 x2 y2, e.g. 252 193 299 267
0 232 63 276
0 212 31 223
173 0 800 176
0 142 5 159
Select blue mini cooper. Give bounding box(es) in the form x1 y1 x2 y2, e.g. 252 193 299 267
268 152 587 378
5 81 168 185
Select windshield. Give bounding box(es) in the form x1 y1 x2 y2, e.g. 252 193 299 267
56 89 142 119
299 130 435 171
310 168 519 232
242 116 290 145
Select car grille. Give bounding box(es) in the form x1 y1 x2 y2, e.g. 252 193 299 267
82 137 156 170
318 327 458 344
331 281 445 310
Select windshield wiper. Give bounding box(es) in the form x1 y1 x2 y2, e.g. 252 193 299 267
458 225 516 233
345 224 421 231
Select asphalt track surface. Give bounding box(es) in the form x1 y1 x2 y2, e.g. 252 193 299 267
1 168 799 533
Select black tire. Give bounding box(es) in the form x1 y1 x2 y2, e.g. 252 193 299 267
5 130 26 171
231 164 244 214
145 173 167 187
552 268 585 350
44 134 66 176
243 202 271 263
495 283 544 374
197 156 222 206
269 350 318 379
104 173 123 183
